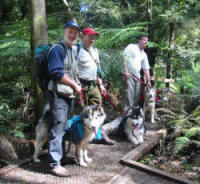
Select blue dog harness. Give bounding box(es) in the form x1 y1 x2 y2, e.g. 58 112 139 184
65 115 102 143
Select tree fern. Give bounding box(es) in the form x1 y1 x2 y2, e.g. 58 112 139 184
184 127 199 139
95 23 150 49
175 136 190 153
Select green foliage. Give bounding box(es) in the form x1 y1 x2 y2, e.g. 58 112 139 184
94 24 151 90
71 0 123 27
166 104 200 154
140 153 153 164
184 127 199 138
0 18 32 138
174 136 190 153
99 49 123 88
95 23 149 49
0 103 16 121
0 19 30 57
0 103 26 138
0 0 28 21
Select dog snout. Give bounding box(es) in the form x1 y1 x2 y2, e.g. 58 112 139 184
100 112 104 116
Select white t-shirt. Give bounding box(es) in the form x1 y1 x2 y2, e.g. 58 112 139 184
77 43 100 81
123 44 150 77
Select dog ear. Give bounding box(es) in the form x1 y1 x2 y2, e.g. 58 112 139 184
82 106 92 118
96 105 104 113
145 86 150 92
131 106 140 116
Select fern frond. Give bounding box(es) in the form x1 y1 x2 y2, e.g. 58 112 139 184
156 108 177 116
193 105 200 117
184 127 199 138
175 136 190 153
95 24 155 49
160 114 176 120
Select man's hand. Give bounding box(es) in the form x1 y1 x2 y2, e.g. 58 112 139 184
147 80 151 87
99 84 106 94
74 84 81 94
60 75 81 95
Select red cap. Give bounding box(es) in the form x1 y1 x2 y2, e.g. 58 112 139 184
82 27 99 36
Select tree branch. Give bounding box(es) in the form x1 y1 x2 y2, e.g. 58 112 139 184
61 0 76 22
62 0 70 10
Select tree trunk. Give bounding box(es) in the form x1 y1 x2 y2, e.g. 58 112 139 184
29 0 48 123
146 0 157 85
147 0 152 22
120 0 130 25
180 85 184 94
166 23 175 88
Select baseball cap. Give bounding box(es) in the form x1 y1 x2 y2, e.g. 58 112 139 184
82 27 99 36
64 21 80 31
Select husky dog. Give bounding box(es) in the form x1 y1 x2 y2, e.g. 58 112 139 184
76 105 106 167
33 104 106 167
33 103 50 163
119 106 145 146
144 86 156 123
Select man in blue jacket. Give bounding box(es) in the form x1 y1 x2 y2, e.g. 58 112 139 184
47 21 81 176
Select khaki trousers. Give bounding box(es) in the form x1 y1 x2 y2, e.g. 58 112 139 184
122 77 141 111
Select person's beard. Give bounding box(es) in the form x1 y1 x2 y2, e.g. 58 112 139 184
64 35 77 46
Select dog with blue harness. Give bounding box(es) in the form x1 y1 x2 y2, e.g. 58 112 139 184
34 104 106 167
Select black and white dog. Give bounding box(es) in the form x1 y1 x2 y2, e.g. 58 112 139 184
33 104 106 167
119 106 145 146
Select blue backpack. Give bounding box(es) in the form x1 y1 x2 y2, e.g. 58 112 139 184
34 43 65 93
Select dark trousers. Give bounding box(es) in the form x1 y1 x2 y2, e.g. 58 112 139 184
47 91 74 167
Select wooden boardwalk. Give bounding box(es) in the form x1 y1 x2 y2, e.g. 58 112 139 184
0 128 198 184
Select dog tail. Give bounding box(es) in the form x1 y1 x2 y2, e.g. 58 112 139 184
42 103 50 118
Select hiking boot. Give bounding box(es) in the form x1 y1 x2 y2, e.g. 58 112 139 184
51 166 69 177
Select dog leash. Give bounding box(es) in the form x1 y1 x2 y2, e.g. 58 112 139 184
78 87 85 106
131 73 146 86
101 91 124 115
79 86 124 115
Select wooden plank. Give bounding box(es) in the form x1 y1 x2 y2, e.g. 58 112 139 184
105 167 131 184
122 160 198 184
120 133 162 162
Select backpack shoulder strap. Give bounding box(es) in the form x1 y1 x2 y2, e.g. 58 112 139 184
77 43 81 56
58 42 66 52
47 43 66 58
73 43 81 57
